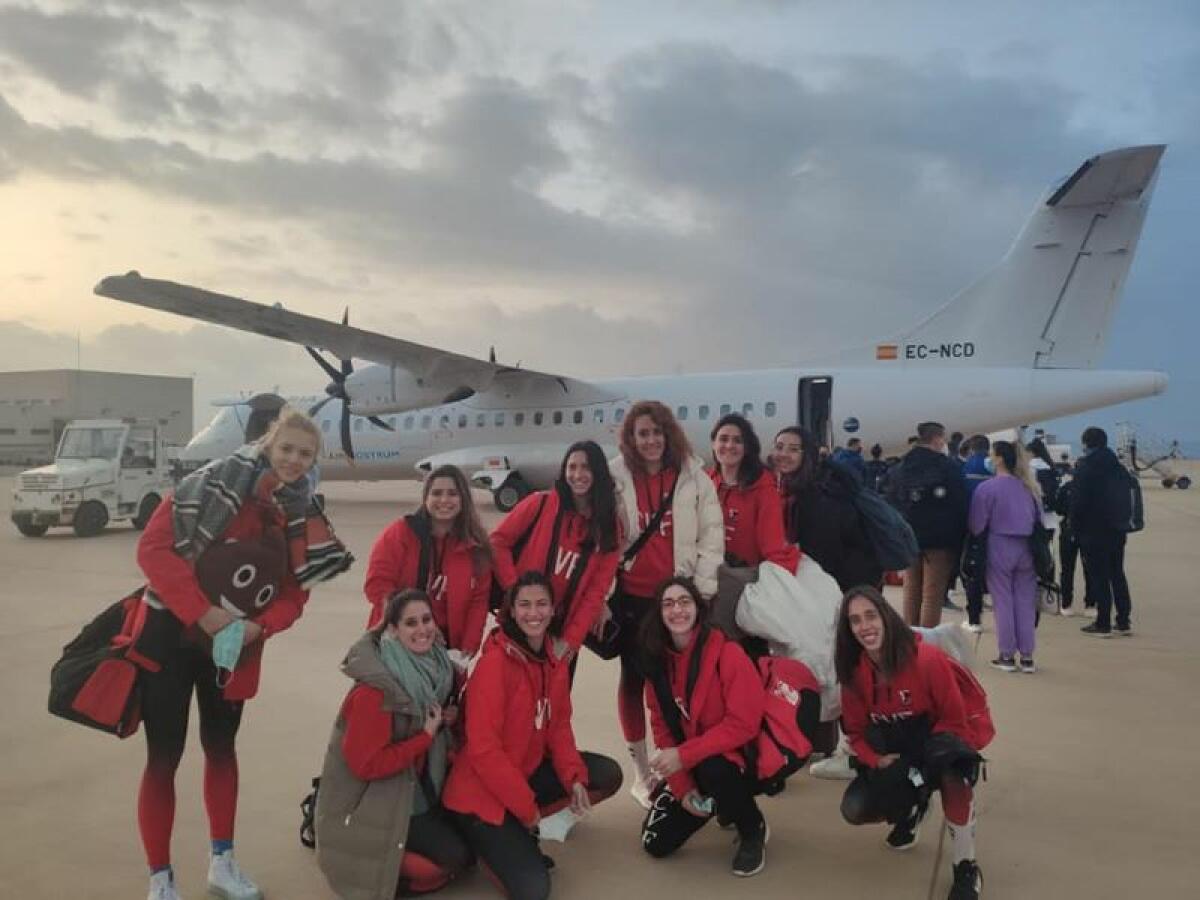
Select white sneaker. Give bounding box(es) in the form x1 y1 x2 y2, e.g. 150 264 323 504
809 751 856 780
208 850 263 900
1060 605 1075 617
960 621 983 634
630 775 657 810
148 870 182 900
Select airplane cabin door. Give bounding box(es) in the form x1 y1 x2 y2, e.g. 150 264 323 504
797 377 833 448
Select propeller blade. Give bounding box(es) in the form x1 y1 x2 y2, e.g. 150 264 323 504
305 345 343 384
367 415 394 431
340 402 354 462
308 396 333 417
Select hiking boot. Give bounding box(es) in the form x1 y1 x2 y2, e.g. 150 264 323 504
1081 623 1112 638
947 859 983 899
731 822 768 877
207 850 263 900
148 870 182 900
988 655 1017 673
809 750 856 780
1019 657 1036 674
886 799 927 851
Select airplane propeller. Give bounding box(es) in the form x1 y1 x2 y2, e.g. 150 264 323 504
305 308 392 461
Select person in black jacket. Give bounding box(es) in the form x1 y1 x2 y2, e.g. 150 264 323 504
1070 428 1134 637
887 422 967 628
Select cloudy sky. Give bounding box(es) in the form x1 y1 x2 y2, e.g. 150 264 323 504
0 0 1196 445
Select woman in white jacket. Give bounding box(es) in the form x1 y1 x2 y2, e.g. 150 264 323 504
606 400 724 807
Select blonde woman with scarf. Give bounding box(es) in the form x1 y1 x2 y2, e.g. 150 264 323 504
317 589 471 899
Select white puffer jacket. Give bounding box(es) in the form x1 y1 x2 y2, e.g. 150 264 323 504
609 453 725 598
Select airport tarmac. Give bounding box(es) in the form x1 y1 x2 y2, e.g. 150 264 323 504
2 471 1198 899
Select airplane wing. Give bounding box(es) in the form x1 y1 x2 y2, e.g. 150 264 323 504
94 273 621 403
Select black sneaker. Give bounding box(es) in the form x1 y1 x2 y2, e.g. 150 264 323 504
731 823 767 877
948 859 982 899
1081 623 1112 638
886 799 927 851
1114 624 1133 637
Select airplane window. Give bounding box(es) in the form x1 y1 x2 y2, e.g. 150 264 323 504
765 402 777 417
495 412 506 427
677 406 688 421
421 415 432 430
594 409 604 424
742 402 754 416
354 418 364 432
404 416 414 430
573 410 583 424
614 408 625 423
515 412 525 426
534 411 544 426
720 404 731 416
440 415 450 429
553 411 563 425
458 414 468 428
321 419 330 433
699 404 710 420
476 413 486 428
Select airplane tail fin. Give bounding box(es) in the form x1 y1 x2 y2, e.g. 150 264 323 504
865 144 1165 368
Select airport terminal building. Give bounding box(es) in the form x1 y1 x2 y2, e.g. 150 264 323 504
0 370 192 465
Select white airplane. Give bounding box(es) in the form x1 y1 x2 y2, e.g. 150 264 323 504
96 144 1169 510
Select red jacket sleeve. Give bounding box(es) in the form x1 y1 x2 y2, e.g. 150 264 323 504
756 479 801 572
839 673 882 768
340 685 434 781
676 644 764 771
255 576 308 637
546 664 588 791
560 547 619 650
460 564 492 656
644 682 697 800
364 520 416 629
488 493 546 591
463 649 540 827
137 496 210 627
923 646 970 741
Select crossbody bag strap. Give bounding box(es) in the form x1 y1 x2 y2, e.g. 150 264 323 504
623 471 680 566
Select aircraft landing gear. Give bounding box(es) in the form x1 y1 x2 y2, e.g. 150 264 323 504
493 475 531 512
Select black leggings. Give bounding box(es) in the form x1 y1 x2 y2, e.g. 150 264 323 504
402 808 474 893
612 592 656 742
453 753 622 900
641 756 764 858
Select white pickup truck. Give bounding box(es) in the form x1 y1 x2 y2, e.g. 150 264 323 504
10 419 174 537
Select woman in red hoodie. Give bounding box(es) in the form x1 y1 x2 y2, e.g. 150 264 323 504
443 571 622 900
489 441 621 661
136 408 351 900
639 577 768 878
836 586 984 900
365 465 492 657
708 414 799 574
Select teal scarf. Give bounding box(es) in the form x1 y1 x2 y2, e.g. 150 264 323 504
379 635 454 814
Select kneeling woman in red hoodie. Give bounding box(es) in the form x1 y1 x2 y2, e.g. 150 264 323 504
640 577 768 878
836 586 984 900
443 572 622 900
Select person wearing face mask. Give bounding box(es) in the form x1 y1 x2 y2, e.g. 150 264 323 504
316 589 472 898
968 441 1042 673
443 572 622 900
836 586 985 900
135 407 352 900
489 441 622 661
608 401 725 808
708 414 799 574
639 577 769 877
365 465 493 657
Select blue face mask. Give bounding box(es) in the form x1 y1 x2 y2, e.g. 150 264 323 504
984 457 996 475
212 620 246 687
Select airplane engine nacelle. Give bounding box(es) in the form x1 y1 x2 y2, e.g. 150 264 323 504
345 363 476 415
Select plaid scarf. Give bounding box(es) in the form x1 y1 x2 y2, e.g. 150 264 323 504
171 444 353 588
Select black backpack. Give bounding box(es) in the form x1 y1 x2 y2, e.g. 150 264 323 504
1104 466 1145 534
1034 466 1060 512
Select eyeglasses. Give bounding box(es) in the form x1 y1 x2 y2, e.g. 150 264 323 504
660 596 696 610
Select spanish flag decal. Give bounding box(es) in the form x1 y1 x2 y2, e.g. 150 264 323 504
876 344 898 360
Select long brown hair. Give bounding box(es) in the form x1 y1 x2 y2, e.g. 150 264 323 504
834 585 916 685
422 464 492 572
619 400 692 475
638 576 710 672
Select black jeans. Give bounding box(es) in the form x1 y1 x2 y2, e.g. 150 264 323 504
404 808 474 886
641 756 764 858
1079 532 1132 629
1059 527 1093 608
453 753 622 900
